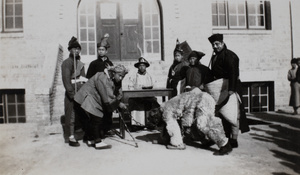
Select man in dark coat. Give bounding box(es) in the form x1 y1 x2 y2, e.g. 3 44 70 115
61 36 87 147
208 33 249 148
86 33 113 79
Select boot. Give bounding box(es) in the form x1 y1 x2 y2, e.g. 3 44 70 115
95 142 112 150
215 141 232 156
69 136 80 147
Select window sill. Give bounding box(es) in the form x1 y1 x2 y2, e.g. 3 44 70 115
0 32 24 38
213 29 272 35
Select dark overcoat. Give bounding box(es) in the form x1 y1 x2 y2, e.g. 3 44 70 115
86 56 113 79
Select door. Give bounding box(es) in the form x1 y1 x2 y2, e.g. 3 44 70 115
96 1 143 61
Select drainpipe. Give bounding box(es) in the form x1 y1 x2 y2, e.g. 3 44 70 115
76 0 82 37
289 0 294 59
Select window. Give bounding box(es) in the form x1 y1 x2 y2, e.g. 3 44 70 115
241 82 274 113
3 0 23 32
212 0 271 30
0 89 26 124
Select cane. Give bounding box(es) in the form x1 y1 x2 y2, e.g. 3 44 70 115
73 54 77 92
117 109 138 148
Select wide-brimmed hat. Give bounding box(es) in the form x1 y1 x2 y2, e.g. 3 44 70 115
97 33 110 49
68 36 81 51
188 51 205 60
208 33 223 44
134 57 150 68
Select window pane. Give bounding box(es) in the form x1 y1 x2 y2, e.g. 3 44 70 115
242 97 249 107
238 16 245 26
0 96 2 103
145 28 151 39
152 27 159 39
18 117 26 123
8 118 16 123
6 17 14 28
15 4 22 16
0 106 3 116
7 94 15 103
146 41 152 53
219 2 226 14
261 96 268 106
253 96 260 106
7 0 14 3
88 29 95 41
17 94 24 103
81 43 87 55
229 4 236 14
248 4 255 14
8 105 16 116
145 14 151 26
15 17 23 28
258 16 264 26
15 0 22 3
261 86 268 94
212 3 217 14
89 43 95 55
18 104 25 116
258 3 264 14
5 4 13 15
152 14 158 26
88 16 94 27
219 15 226 26
229 16 237 26
248 16 256 26
80 16 86 27
80 29 87 41
153 41 159 53
0 118 4 124
212 15 218 26
238 4 245 14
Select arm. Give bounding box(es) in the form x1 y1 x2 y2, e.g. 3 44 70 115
61 62 75 99
86 62 95 79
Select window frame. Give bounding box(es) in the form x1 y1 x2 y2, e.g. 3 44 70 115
212 0 271 30
2 0 23 32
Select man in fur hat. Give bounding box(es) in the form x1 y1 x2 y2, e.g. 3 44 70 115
61 36 87 146
207 33 249 148
86 33 113 79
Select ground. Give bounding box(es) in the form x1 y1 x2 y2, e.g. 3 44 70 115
0 111 300 175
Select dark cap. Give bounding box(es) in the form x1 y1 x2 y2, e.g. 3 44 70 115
134 57 150 68
208 33 223 44
68 36 81 51
188 51 205 60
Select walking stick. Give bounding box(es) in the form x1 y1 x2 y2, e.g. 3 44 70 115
73 54 77 92
117 109 138 148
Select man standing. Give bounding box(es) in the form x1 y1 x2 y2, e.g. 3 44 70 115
61 36 86 147
208 33 249 148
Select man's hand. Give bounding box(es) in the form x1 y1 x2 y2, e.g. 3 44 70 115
119 102 127 110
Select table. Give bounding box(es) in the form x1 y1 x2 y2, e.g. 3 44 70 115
118 88 173 139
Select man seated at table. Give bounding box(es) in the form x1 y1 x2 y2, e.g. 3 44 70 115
127 57 160 131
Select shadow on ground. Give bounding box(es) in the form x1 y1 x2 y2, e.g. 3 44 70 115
247 113 300 174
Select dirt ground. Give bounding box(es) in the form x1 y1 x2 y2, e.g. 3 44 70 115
0 112 300 175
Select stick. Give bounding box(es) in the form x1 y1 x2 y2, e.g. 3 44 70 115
73 54 77 92
117 109 138 148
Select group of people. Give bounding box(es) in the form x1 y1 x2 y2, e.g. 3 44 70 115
288 57 300 114
61 33 250 153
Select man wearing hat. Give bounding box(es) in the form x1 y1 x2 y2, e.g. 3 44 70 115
74 65 128 149
86 33 114 79
127 57 160 130
207 33 249 148
61 36 87 146
180 50 214 92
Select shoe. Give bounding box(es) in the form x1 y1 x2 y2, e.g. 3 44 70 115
95 142 112 149
105 130 116 137
215 142 232 156
166 143 186 150
229 139 238 148
69 140 80 147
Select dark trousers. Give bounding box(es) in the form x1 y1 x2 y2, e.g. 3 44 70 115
87 112 113 143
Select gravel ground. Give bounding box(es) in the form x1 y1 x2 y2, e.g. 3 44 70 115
0 112 299 175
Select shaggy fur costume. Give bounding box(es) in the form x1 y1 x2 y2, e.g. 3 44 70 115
152 88 228 148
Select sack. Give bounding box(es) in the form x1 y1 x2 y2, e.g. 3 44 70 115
204 79 239 126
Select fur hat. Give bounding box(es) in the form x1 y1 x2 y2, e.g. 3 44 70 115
291 58 298 64
68 36 81 51
97 33 110 49
108 64 128 76
188 51 205 60
174 39 184 55
134 57 150 68
208 33 223 44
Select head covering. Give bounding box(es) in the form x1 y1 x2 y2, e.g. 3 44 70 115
291 58 298 64
208 33 223 44
134 57 150 68
173 39 184 55
108 64 128 76
97 33 110 49
68 36 81 51
188 51 205 60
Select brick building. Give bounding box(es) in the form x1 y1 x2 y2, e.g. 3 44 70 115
0 0 300 125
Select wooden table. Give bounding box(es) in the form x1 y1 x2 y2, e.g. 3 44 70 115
118 88 173 139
